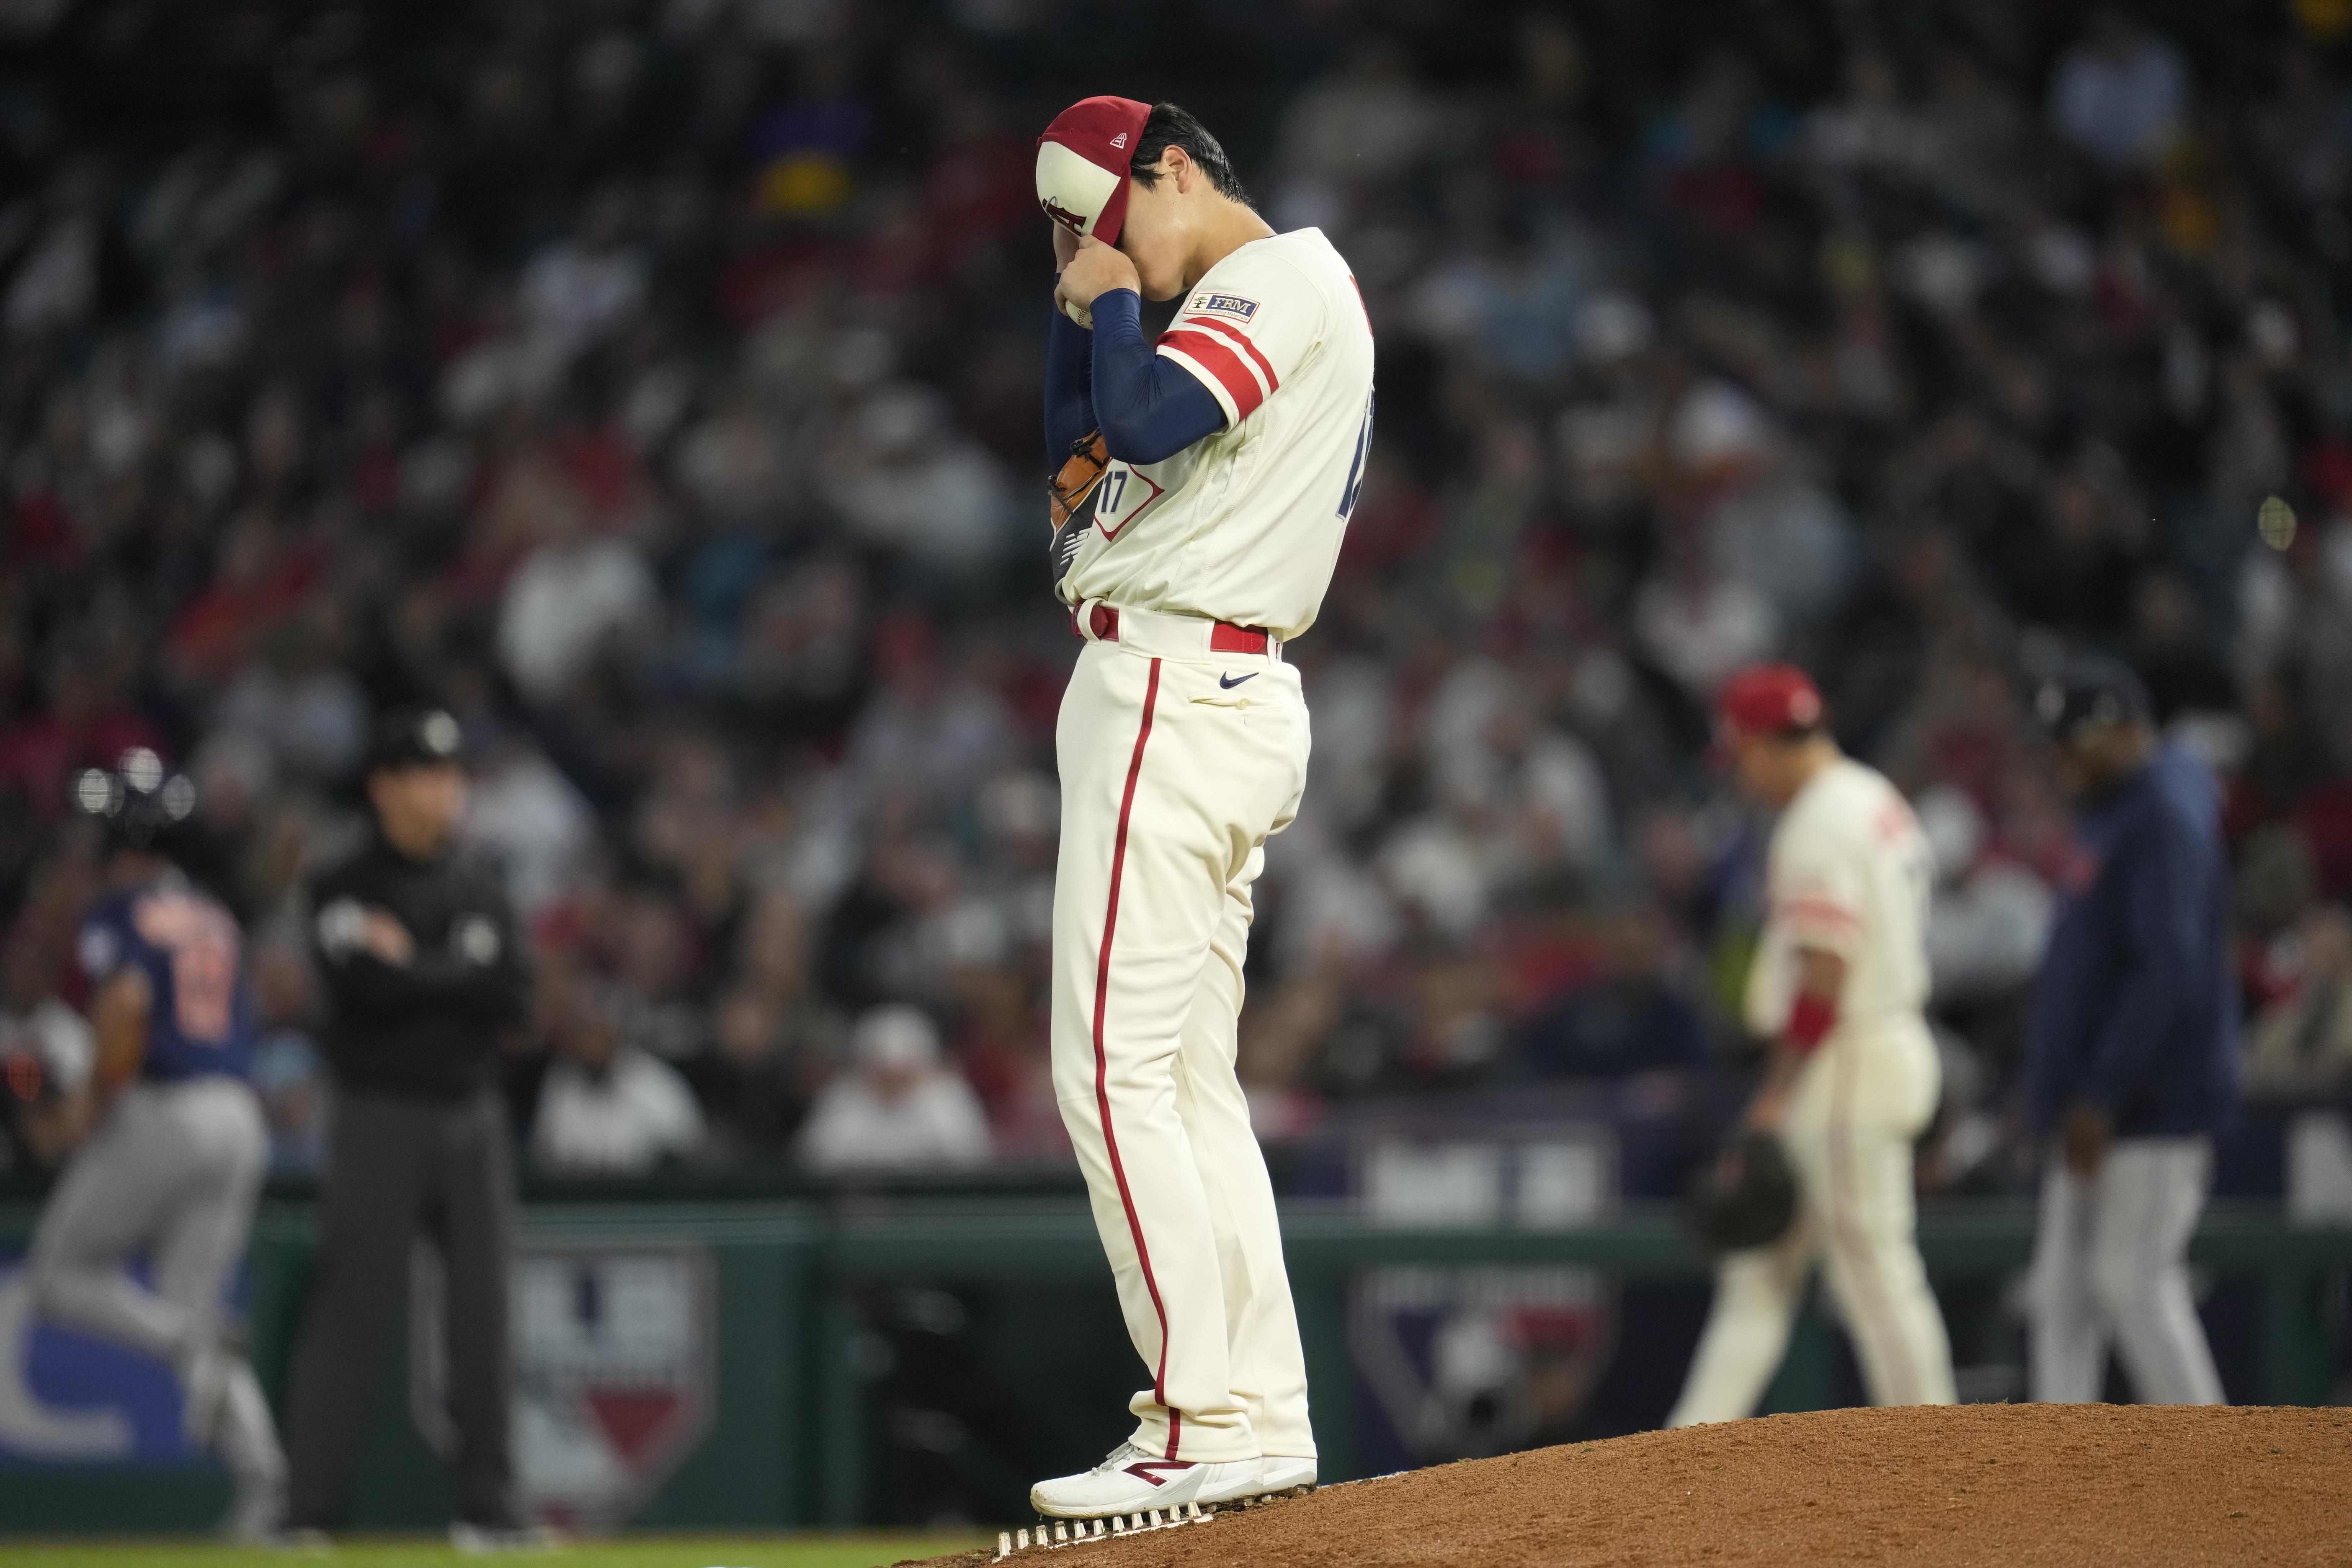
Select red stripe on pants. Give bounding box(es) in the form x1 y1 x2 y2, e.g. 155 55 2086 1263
1092 656 1181 1459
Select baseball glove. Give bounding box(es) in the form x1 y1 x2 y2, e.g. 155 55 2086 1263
1047 428 1109 588
1686 1129 1799 1254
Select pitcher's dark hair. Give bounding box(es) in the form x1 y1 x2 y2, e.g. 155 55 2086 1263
1130 103 1252 207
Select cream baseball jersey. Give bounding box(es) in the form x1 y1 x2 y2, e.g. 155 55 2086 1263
1062 227 1375 641
1744 758 1935 1037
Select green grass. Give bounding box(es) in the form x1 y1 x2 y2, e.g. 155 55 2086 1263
0 1535 989 1568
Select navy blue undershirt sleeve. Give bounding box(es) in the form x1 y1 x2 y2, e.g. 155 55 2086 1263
1087 289 1228 465
1043 304 1096 464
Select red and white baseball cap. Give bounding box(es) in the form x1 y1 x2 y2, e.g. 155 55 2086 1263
1716 663 1826 740
1037 96 1151 245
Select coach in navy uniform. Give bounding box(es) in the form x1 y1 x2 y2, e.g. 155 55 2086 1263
284 708 534 1540
2022 658 2238 1406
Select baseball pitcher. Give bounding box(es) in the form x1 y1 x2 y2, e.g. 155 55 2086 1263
1026 96 1372 1520
27 750 284 1536
1669 666 1957 1426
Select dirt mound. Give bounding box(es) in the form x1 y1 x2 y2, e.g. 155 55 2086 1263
907 1405 2352 1567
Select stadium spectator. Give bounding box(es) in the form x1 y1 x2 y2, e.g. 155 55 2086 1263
493 462 660 707
2048 10 2190 174
1919 785 2054 1008
693 986 823 1163
0 925 92 1171
531 977 707 1175
1513 908 1712 1082
799 1004 991 1174
247 925 331 1177
2244 903 2352 1103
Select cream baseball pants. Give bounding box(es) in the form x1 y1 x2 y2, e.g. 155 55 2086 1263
1050 611 1315 1465
1669 1019 1958 1426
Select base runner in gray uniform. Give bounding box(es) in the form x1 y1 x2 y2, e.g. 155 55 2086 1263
28 749 285 1537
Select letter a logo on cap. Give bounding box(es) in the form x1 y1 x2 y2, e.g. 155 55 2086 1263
1110 132 1127 148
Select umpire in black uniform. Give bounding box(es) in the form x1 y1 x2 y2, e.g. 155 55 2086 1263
285 708 533 1535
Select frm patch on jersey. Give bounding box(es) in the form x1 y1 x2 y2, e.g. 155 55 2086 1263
1189 292 1260 321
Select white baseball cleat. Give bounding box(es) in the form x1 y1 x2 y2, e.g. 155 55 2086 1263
1029 1442 1255 1519
217 1474 286 1546
449 1521 563 1553
1199 1454 1318 1506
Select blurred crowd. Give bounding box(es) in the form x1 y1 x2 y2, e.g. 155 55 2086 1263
3 0 2352 1189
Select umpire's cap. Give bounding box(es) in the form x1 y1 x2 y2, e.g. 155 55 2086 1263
2032 655 2153 745
368 706 465 774
71 746 196 851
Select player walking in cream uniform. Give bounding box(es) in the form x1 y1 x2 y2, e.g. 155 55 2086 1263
1669 666 1957 1426
1025 97 1372 1519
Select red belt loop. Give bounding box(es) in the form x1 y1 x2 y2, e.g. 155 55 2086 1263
1208 622 1269 655
1091 603 1120 642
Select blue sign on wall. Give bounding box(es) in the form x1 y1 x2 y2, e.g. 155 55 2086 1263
0 1256 197 1465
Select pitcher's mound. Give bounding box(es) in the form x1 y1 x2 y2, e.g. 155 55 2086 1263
913 1404 2352 1566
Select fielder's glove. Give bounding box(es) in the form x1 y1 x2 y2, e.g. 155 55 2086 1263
1686 1129 1799 1254
1047 428 1109 589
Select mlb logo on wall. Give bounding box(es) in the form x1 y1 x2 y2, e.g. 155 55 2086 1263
413 1242 714 1527
0 1256 177 1463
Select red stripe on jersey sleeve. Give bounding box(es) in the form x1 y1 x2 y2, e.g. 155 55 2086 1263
1159 330 1266 420
1774 896 1862 932
1183 315 1280 394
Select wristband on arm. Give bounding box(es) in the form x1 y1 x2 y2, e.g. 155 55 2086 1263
1785 991 1838 1055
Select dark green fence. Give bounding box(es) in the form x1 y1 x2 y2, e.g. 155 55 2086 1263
0 1197 2345 1531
